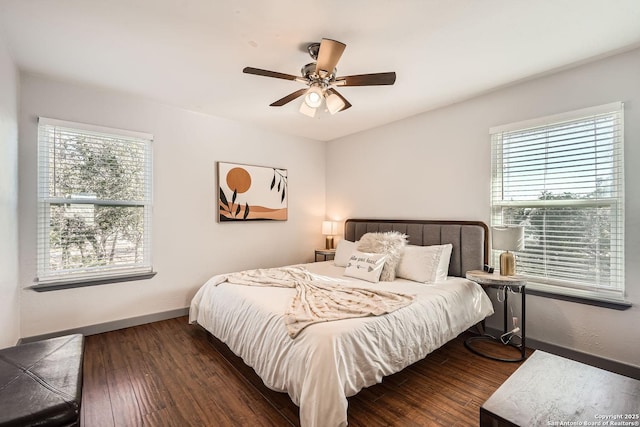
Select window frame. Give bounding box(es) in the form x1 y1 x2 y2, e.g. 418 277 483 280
490 102 626 304
35 117 154 290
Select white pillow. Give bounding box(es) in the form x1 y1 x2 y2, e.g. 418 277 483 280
435 244 453 282
397 244 453 283
334 239 357 267
357 231 407 281
344 250 387 283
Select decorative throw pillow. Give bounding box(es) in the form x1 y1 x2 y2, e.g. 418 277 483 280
397 244 453 283
357 231 408 281
344 250 387 283
334 239 357 267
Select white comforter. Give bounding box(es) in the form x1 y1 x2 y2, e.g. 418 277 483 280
189 261 494 427
202 265 415 338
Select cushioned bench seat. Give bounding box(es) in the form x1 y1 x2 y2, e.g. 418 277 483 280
0 334 84 427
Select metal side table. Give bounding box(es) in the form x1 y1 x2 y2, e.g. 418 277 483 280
464 270 527 362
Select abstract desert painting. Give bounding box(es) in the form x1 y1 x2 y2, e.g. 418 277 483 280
218 162 288 221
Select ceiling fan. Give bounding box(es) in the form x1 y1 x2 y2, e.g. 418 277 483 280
243 38 396 117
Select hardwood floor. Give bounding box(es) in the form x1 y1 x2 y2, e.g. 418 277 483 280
82 317 532 426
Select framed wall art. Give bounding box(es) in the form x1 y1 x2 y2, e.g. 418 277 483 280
217 162 288 222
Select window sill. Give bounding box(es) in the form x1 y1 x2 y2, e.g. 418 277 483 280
525 285 632 310
31 272 157 292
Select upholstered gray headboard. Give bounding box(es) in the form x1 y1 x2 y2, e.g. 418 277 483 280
344 219 488 278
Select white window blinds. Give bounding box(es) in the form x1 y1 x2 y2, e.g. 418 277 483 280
490 102 624 301
37 117 153 285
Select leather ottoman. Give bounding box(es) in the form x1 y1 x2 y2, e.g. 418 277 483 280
0 334 84 427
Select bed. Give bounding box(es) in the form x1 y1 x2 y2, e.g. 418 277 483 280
189 219 494 427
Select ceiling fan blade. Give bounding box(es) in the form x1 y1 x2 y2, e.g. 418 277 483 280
270 88 308 107
315 39 346 74
335 72 396 86
243 67 299 81
325 88 352 113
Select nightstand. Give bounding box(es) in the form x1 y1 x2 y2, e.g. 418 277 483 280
314 249 336 262
464 270 527 362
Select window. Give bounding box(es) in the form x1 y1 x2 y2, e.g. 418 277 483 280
490 102 624 302
37 118 153 288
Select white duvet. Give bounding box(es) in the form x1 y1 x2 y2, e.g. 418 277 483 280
189 261 494 427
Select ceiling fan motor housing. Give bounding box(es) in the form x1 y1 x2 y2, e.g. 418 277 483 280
301 62 336 87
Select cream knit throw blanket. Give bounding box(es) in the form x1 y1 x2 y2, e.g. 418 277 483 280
214 266 415 338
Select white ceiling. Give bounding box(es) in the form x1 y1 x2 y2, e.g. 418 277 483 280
1 1 639 141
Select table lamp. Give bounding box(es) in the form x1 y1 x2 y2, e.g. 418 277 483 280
492 226 525 276
322 221 338 249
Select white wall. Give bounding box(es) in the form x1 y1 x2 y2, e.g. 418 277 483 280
19 73 326 337
0 31 20 348
326 48 640 368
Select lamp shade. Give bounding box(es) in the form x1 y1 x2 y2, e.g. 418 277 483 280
299 101 317 117
322 221 338 235
492 226 525 252
325 92 346 115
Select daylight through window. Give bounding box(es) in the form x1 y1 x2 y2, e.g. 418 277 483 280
490 102 624 301
37 118 153 285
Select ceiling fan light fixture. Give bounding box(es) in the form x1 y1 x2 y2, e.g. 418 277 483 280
304 85 323 108
325 92 346 115
299 101 317 117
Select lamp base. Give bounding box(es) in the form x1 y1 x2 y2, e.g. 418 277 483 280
325 236 334 250
500 251 516 276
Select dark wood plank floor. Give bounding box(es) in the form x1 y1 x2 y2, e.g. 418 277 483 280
82 316 532 426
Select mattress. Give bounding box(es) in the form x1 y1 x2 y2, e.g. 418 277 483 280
190 261 494 427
